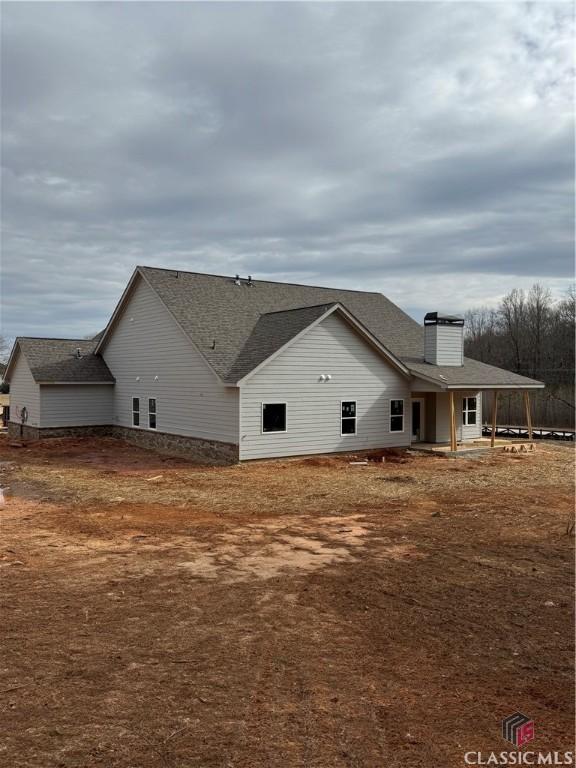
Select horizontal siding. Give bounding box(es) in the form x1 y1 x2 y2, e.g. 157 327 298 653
239 312 411 460
8 351 41 427
40 385 114 427
424 325 463 366
435 391 481 442
102 275 239 444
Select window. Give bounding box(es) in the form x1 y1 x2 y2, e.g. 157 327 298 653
463 396 477 426
390 399 404 432
148 398 157 430
262 403 286 433
341 401 357 435
132 397 140 427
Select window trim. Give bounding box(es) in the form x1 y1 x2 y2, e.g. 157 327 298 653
389 398 405 433
132 396 140 428
340 399 358 437
148 397 157 430
462 396 478 426
261 402 287 435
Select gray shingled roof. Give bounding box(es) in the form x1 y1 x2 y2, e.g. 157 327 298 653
225 303 338 382
404 357 544 389
138 266 423 382
15 338 115 383
137 267 543 388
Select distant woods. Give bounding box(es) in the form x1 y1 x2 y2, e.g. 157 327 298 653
464 285 575 428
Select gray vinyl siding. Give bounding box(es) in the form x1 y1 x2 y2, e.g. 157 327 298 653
101 275 239 444
239 312 411 460
40 385 114 427
424 325 464 366
8 351 41 427
434 391 482 442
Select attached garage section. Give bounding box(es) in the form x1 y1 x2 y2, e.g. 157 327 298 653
40 384 114 427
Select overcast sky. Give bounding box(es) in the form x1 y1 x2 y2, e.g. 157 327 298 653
1 1 574 340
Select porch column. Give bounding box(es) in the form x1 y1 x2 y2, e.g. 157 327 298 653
449 391 457 451
491 390 499 448
524 391 533 442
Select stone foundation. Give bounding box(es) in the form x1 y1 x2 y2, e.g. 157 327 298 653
6 421 239 465
7 423 110 441
109 426 238 465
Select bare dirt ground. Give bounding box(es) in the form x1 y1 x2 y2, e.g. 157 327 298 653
0 436 573 768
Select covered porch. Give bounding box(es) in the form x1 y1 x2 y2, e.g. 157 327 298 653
408 387 539 454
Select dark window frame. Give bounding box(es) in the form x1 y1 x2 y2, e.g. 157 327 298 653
132 397 140 427
341 400 357 436
148 398 157 430
261 402 287 434
390 399 404 433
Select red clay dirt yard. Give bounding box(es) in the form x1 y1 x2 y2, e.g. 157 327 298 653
0 436 574 768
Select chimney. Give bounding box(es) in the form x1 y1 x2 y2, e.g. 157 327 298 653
423 312 464 366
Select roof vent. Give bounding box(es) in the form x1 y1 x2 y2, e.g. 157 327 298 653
233 274 241 286
75 348 83 359
246 275 254 286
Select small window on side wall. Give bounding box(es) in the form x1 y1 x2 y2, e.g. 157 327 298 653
262 403 286 433
341 401 357 435
148 398 157 430
463 396 477 426
132 397 140 427
390 399 404 432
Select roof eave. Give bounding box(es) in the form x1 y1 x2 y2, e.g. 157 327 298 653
36 380 116 385
445 382 545 390
94 267 141 354
96 266 226 385
3 339 22 382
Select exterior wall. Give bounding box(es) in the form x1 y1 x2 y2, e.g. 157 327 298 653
239 312 411 460
101 275 239 445
40 385 114 427
8 351 41 427
424 325 464 366
434 391 482 443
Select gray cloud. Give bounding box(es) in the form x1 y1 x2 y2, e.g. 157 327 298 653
1 1 574 339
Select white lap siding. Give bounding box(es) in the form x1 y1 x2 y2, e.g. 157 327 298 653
239 312 411 460
434 391 482 442
40 385 114 427
101 275 239 444
8 351 41 427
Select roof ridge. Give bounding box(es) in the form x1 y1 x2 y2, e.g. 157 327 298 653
259 302 339 317
138 265 383 295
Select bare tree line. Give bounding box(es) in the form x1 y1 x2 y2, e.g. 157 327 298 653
465 285 575 429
